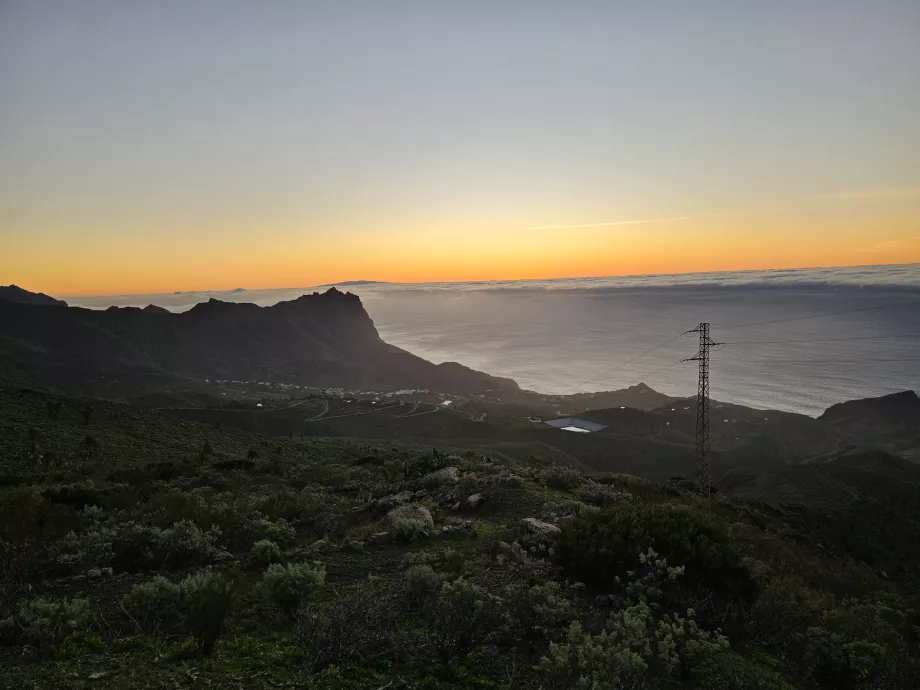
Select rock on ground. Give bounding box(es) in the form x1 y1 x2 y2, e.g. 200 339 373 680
386 504 434 529
522 517 561 536
423 466 459 485
375 491 415 509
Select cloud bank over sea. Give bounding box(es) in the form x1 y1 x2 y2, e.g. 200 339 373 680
66 263 920 311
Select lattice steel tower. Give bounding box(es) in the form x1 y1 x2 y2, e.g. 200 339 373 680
684 323 722 503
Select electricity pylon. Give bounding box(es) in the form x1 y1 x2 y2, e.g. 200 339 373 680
683 323 722 504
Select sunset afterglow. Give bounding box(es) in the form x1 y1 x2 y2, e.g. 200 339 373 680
2 2 918 297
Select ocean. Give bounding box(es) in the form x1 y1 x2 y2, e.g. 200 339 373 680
68 264 920 416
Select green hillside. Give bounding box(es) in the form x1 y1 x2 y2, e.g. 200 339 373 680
2 387 919 688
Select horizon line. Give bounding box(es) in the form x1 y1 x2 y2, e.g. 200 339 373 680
54 260 920 299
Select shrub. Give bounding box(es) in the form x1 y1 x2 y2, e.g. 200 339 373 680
390 517 427 543
49 527 115 571
402 547 464 575
540 548 729 688
299 581 401 668
539 619 647 689
540 465 583 491
259 517 296 545
417 578 504 663
402 449 449 480
262 562 325 620
58 632 106 658
792 625 887 688
123 576 183 635
156 520 223 568
251 539 282 565
555 503 755 603
691 652 797 690
6 596 91 648
501 581 574 649
110 521 159 571
573 481 632 508
178 570 237 656
540 602 728 689
405 565 445 604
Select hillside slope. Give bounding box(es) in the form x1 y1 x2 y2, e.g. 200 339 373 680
2 388 919 688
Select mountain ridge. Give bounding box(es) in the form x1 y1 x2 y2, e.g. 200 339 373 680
0 287 518 398
0 284 68 307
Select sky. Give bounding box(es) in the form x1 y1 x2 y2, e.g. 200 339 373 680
1 0 919 297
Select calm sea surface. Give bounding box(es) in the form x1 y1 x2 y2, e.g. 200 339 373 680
70 264 920 416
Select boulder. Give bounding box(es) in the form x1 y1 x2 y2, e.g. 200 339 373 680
375 491 414 509
423 466 459 485
309 538 332 552
386 504 434 529
467 493 484 509
522 517 561 537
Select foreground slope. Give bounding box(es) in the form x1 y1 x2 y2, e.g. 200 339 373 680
1 387 919 688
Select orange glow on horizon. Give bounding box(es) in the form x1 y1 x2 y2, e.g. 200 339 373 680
4 197 919 298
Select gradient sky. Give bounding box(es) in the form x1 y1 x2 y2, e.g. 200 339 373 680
1 0 919 296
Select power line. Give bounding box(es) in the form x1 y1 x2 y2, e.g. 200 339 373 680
735 357 920 364
724 334 920 345
715 298 920 330
617 357 686 389
567 331 689 393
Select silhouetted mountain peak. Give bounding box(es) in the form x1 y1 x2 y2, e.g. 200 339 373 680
820 390 919 423
0 284 67 307
0 288 519 397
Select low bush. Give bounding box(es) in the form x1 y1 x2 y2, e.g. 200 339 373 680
555 503 755 603
501 581 574 649
401 547 464 575
259 517 296 545
299 581 402 668
179 570 237 656
124 570 236 654
58 632 106 659
390 517 427 543
417 578 504 663
402 449 450 480
157 519 223 568
262 562 325 620
405 565 446 604
573 481 632 508
540 549 729 689
3 596 92 648
123 575 183 636
540 465 583 491
791 625 888 688
690 652 797 690
251 539 282 564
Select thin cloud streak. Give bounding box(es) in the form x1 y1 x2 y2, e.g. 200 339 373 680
528 216 694 230
819 187 920 200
